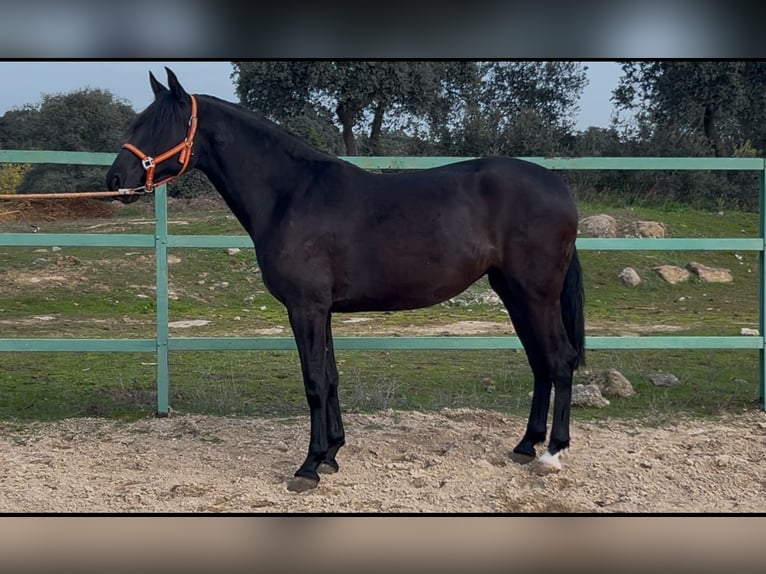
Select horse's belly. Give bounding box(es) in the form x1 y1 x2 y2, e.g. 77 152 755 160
332 257 488 312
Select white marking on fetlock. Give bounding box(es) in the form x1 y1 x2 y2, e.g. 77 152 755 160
538 448 566 471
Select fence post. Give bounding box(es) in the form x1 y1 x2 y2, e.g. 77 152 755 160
154 184 170 416
760 167 766 409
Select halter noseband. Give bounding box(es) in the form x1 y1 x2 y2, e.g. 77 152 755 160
121 94 198 192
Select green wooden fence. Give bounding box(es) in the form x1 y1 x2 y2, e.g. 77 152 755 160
1 150 765 414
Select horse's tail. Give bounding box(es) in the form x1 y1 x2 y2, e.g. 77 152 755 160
561 246 585 368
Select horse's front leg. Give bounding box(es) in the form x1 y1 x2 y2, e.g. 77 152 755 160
317 313 345 475
286 305 331 492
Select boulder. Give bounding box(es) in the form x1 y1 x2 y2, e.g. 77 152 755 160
579 214 618 238
654 265 690 284
649 372 682 387
686 262 733 283
629 220 667 238
581 368 636 397
572 384 610 407
619 267 641 287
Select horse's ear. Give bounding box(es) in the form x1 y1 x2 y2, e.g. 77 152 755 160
165 67 189 102
149 71 168 97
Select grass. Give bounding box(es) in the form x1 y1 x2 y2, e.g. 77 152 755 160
0 198 763 423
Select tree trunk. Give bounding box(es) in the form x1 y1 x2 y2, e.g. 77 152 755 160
369 101 386 155
703 102 726 157
336 101 358 156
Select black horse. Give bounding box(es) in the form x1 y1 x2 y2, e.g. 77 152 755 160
106 68 585 492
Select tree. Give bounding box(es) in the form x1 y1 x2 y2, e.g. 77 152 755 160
613 62 766 157
0 105 40 150
34 88 136 152
437 61 588 157
0 88 135 153
232 61 477 155
0 89 137 194
482 61 587 131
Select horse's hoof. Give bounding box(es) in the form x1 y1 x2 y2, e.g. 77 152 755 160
287 476 319 492
533 449 564 475
509 451 535 465
510 443 537 465
317 461 339 474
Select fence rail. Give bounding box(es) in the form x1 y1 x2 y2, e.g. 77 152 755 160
1 150 765 413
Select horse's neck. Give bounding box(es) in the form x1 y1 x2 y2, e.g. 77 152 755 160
194 98 321 245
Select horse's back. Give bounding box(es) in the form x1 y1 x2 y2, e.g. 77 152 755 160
314 156 577 312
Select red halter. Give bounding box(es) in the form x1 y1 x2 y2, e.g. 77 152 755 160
121 95 198 192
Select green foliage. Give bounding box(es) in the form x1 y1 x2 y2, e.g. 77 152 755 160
37 88 135 152
0 163 30 193
0 105 40 149
1 88 136 195
435 61 588 157
232 61 479 155
1 88 134 152
279 107 345 156
234 60 588 159
614 61 766 158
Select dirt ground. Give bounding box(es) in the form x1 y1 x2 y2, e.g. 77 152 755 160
1 407 765 513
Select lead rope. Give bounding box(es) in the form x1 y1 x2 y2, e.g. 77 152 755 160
0 188 151 232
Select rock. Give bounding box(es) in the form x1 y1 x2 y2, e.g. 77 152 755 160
167 254 182 265
619 267 641 287
629 221 667 238
740 328 759 336
572 384 610 408
581 368 636 397
654 265 690 284
686 262 733 283
579 214 618 238
649 372 682 387
226 248 241 255
51 246 62 252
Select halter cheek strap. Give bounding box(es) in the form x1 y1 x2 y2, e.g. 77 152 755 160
121 95 198 192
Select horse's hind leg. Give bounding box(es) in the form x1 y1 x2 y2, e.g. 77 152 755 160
317 314 345 474
489 267 578 470
523 297 578 471
488 270 551 462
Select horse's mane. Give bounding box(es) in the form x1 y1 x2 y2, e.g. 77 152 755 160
130 91 339 165
198 95 338 163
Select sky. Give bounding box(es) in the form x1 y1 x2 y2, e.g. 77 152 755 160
0 61 623 132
